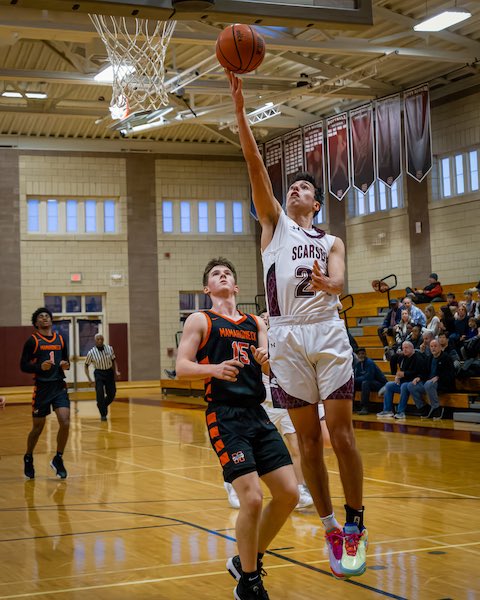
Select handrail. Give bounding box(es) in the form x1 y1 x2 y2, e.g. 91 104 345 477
339 294 354 332
372 273 398 305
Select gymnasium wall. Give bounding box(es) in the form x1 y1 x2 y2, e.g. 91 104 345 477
429 91 480 284
155 158 259 372
18 154 130 326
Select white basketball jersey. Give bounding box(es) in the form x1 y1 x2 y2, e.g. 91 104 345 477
262 211 341 319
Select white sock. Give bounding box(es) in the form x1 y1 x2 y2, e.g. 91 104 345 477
321 512 340 532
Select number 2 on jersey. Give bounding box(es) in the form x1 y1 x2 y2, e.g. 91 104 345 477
232 341 251 364
295 266 316 297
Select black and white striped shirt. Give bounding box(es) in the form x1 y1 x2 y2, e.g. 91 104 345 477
85 345 116 370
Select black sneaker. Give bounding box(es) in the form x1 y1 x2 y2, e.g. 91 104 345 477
50 454 67 479
100 416 107 421
356 408 369 415
24 454 35 479
432 407 444 421
227 555 266 582
416 404 431 417
234 578 270 600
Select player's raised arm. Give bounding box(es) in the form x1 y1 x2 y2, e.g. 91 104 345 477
227 71 282 242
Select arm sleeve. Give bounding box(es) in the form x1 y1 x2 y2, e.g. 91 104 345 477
20 337 42 374
61 340 69 362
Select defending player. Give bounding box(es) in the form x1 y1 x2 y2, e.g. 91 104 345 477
176 258 298 600
227 70 367 579
20 307 70 479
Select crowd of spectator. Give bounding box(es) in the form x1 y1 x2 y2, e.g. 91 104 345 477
356 277 480 419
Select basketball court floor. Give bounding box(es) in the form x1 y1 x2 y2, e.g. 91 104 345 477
1 395 479 600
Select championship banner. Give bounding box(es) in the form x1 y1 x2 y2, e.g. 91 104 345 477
250 143 264 220
404 84 432 182
350 104 375 194
283 129 304 189
303 121 325 195
265 137 285 204
375 94 402 187
327 113 350 201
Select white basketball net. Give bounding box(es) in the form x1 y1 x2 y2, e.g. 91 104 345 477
90 14 176 117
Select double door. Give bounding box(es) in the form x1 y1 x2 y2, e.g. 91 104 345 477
54 316 102 387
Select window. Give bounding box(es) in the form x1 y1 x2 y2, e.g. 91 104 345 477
469 150 479 191
66 200 77 232
44 295 62 313
27 198 118 234
85 200 97 233
438 148 480 199
232 202 243 233
179 291 212 321
198 202 209 233
86 295 102 312
66 296 81 313
180 201 191 233
348 179 403 217
27 199 40 232
162 201 173 233
43 294 104 315
313 205 326 226
47 199 58 232
216 202 226 233
104 200 115 233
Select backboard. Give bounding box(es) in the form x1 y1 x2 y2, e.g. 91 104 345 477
5 0 373 28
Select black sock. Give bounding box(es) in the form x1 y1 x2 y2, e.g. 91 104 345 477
345 504 365 529
241 570 260 587
257 552 264 563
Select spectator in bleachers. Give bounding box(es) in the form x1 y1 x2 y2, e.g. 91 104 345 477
461 319 480 360
354 348 388 415
437 332 461 373
407 324 424 350
450 304 470 351
377 298 402 349
463 289 475 317
405 273 443 304
402 297 427 328
377 341 427 420
407 339 456 421
473 289 480 319
442 293 458 312
439 305 456 336
423 305 441 337
419 330 435 358
386 310 411 370
467 317 478 340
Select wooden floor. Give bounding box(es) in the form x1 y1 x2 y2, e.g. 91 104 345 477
1 393 480 600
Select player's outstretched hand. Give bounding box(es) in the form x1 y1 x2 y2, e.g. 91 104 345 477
60 360 70 371
250 345 268 366
311 259 329 292
226 69 244 112
213 359 243 382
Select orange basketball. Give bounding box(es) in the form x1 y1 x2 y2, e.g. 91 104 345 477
216 24 265 74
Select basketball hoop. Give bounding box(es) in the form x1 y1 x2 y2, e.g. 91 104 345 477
90 14 176 116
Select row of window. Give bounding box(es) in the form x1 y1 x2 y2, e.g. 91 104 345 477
349 179 402 217
162 200 246 234
44 294 103 314
439 149 479 198
28 199 116 234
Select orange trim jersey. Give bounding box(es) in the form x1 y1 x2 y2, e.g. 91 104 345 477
20 331 69 382
196 310 266 407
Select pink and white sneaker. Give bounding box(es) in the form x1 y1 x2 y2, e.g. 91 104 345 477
325 527 346 579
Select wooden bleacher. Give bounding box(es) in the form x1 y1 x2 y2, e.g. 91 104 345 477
348 281 480 412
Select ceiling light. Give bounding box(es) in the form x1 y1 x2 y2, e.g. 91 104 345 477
94 65 134 83
25 92 47 99
2 91 22 98
414 10 471 32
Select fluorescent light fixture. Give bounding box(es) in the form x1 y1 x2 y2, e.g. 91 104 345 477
414 10 471 31
94 64 135 83
2 91 22 98
25 92 47 99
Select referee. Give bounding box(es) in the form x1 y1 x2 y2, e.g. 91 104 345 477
84 333 120 421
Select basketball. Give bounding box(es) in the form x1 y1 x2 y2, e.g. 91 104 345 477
216 24 265 74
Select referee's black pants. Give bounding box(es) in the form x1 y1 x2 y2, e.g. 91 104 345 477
94 368 116 417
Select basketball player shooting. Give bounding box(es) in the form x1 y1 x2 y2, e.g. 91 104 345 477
227 69 368 580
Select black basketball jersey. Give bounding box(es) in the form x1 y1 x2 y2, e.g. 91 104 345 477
28 331 67 382
196 310 266 407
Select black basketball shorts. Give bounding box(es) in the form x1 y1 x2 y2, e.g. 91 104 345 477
32 380 70 417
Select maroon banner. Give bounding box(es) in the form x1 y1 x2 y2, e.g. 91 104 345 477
375 94 402 187
283 129 304 189
404 84 432 182
265 137 284 204
327 113 350 201
303 121 325 195
350 104 375 194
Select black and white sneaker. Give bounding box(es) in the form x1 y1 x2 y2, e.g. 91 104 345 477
234 579 270 600
24 454 35 479
50 454 67 479
227 555 266 582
